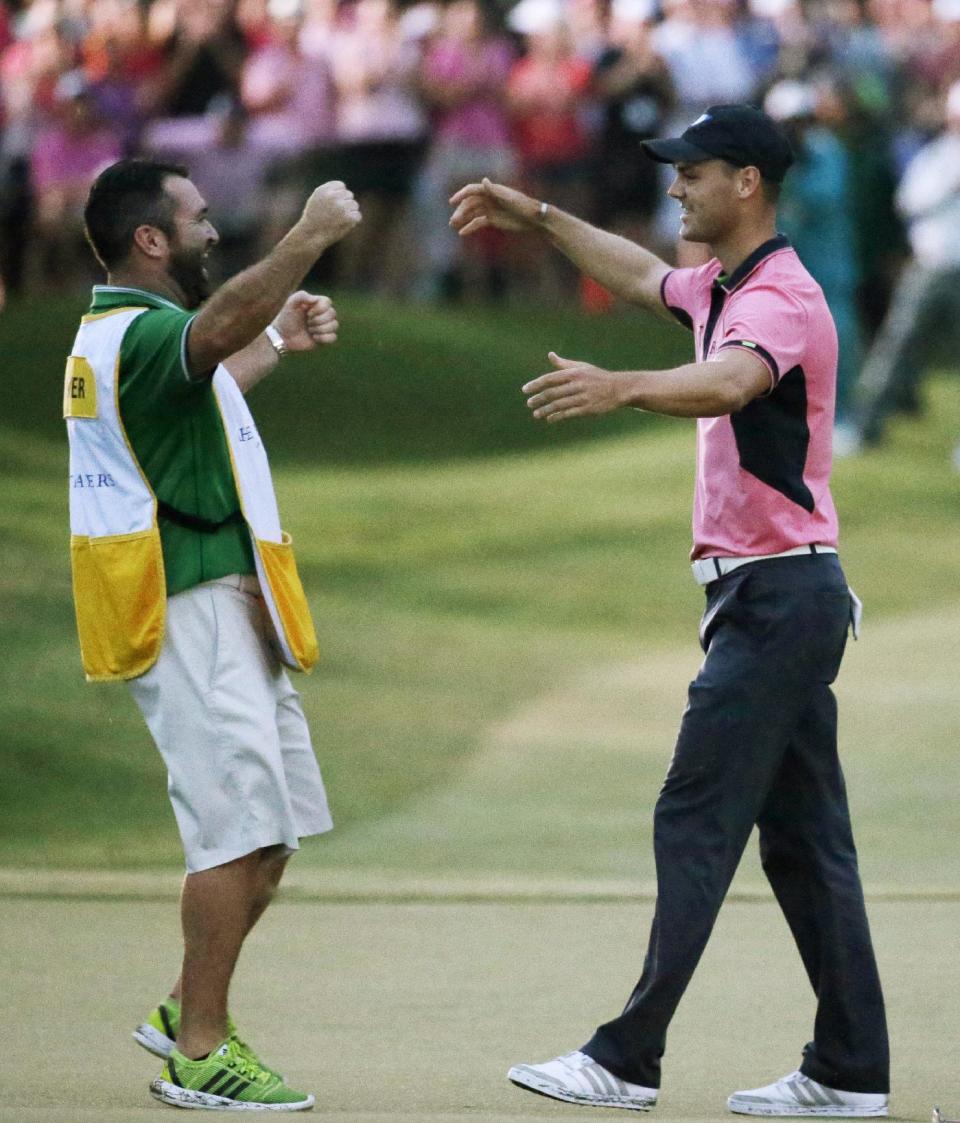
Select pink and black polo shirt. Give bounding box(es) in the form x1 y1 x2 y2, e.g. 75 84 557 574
661 235 840 561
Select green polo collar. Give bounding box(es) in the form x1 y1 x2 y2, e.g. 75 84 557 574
88 285 187 313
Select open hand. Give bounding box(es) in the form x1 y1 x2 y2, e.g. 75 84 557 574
449 178 541 236
523 352 630 423
273 291 339 352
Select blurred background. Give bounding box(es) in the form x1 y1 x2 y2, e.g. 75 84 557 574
2 0 960 452
2 10 960 1115
1 0 959 885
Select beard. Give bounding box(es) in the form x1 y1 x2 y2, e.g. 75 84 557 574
167 242 211 309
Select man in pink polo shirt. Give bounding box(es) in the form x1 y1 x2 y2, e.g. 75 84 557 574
450 104 889 1117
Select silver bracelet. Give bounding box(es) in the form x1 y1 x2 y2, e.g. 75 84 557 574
264 322 288 357
538 201 549 221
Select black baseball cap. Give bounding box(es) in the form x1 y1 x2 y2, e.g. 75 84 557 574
641 104 794 183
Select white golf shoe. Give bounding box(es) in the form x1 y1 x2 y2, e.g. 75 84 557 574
727 1070 888 1117
508 1050 658 1112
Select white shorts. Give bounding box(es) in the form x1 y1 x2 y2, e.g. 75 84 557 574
128 574 333 873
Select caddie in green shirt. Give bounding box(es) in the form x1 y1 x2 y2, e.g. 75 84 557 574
67 158 361 1112
94 284 255 595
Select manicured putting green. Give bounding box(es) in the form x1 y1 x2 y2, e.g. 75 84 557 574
2 896 954 1121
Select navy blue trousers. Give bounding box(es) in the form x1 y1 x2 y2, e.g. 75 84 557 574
583 555 889 1093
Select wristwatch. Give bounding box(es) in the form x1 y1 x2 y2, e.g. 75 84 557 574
264 323 288 357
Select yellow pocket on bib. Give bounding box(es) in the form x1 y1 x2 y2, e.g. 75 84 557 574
70 528 165 681
255 532 319 672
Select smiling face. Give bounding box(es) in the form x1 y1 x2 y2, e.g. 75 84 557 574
162 175 219 308
667 158 745 244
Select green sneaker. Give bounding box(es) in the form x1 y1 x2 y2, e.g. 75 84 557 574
149 1037 314 1112
133 998 181 1059
134 998 284 1079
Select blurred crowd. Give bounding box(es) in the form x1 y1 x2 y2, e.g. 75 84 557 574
2 0 960 444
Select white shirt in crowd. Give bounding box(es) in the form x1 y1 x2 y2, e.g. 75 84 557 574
897 130 960 269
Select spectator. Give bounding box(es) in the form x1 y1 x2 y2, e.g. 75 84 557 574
298 0 339 58
235 0 273 48
566 0 607 63
147 0 246 121
652 0 757 118
0 0 78 294
142 0 291 265
506 0 592 299
327 0 428 293
802 0 897 110
764 79 862 447
823 75 906 342
29 69 122 288
240 0 334 155
410 0 516 300
910 0 960 92
507 1 592 197
0 2 12 57
736 0 795 86
850 79 960 462
3 0 958 316
233 0 337 260
591 0 673 247
81 0 164 151
649 0 758 245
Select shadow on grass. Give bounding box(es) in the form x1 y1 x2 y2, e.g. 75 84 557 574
6 290 692 465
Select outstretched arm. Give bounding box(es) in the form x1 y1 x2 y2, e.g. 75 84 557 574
449 178 673 318
523 348 773 422
222 291 341 394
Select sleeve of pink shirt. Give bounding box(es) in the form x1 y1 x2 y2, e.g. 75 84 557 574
660 265 708 331
715 282 808 389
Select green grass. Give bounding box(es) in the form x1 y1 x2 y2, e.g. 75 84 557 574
5 897 959 1120
3 290 689 463
2 291 959 879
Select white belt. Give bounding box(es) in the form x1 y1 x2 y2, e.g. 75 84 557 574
691 544 837 586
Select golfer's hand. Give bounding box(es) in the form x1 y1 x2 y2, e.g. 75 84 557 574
524 352 630 423
299 181 361 249
273 292 339 352
449 178 541 236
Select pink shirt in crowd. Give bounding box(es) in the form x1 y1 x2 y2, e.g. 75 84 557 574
508 54 592 167
30 123 121 193
661 235 840 561
422 38 514 147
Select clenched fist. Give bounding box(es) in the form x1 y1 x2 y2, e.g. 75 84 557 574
272 291 340 352
298 181 362 249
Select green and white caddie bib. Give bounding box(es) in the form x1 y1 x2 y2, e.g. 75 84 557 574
64 302 319 681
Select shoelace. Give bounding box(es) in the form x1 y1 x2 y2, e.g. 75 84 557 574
230 1033 257 1061
224 1036 270 1083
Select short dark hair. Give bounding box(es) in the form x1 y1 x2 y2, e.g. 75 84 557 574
717 158 782 206
760 177 782 206
84 158 189 270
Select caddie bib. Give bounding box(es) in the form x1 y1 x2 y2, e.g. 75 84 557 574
64 308 318 681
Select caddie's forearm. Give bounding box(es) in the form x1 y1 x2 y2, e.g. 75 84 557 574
222 333 279 395
622 361 756 418
192 227 325 366
541 207 664 305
